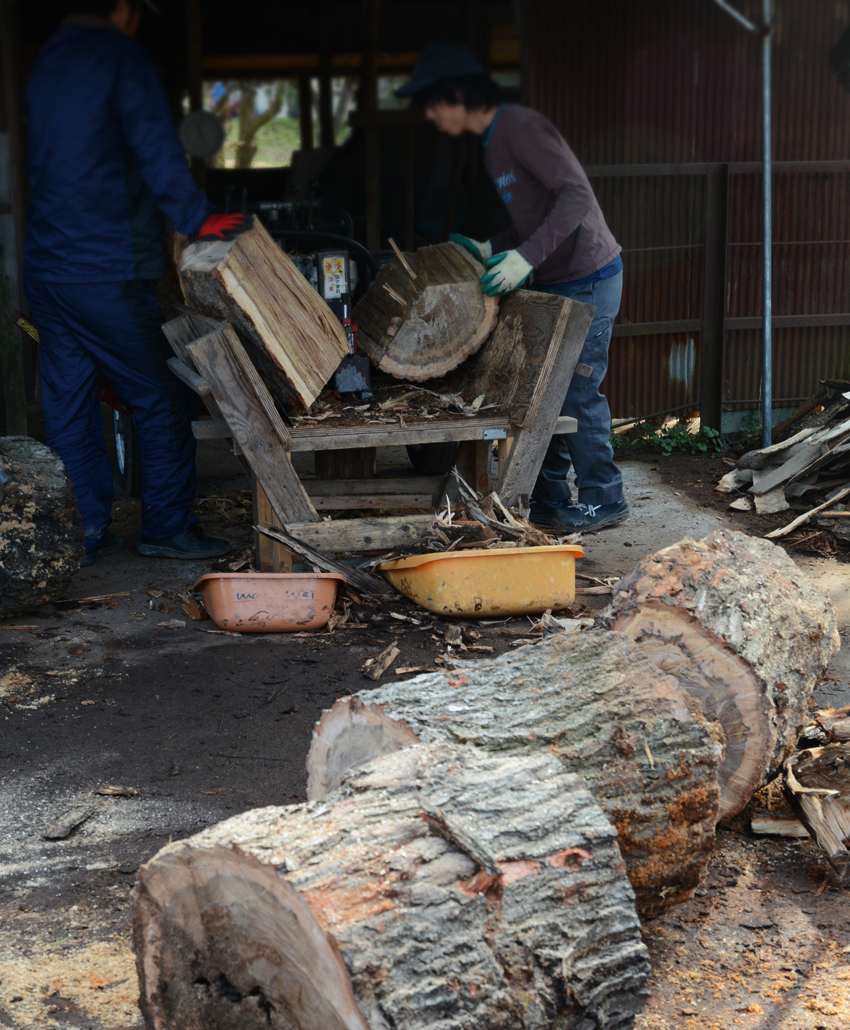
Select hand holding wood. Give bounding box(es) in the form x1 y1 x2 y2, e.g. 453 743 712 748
480 249 533 295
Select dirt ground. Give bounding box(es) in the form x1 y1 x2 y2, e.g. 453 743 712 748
2 442 850 1030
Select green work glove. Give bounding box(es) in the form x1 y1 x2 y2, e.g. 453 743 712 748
448 232 492 263
480 250 533 296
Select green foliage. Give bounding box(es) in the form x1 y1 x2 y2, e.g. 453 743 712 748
611 421 723 455
741 411 763 447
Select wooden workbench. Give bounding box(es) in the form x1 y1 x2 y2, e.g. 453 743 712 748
162 288 593 569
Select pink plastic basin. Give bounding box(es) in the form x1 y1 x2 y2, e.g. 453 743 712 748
194 573 344 633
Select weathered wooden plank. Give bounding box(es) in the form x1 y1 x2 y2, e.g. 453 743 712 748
311 493 436 510
192 415 576 446
179 218 350 410
282 514 435 552
253 477 293 573
162 312 224 368
496 295 593 505
306 476 444 497
188 328 318 524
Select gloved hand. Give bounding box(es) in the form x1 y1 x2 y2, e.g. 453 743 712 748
196 212 252 241
449 232 492 263
480 250 533 296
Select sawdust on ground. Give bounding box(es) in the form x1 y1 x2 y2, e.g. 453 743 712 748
0 929 140 1029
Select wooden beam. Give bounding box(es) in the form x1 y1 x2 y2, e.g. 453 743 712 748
298 72 314 151
253 477 293 573
188 327 318 524
282 514 435 552
496 295 593 505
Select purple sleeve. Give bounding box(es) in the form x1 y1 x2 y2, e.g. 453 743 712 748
511 123 596 269
488 225 520 254
116 42 211 235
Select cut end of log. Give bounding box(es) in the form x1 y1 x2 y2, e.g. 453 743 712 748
133 844 369 1030
307 696 421 800
355 242 499 381
608 604 770 821
604 530 840 821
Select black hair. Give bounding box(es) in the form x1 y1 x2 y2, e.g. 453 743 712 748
412 74 503 112
63 0 141 14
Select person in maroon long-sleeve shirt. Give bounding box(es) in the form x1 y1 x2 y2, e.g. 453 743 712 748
398 43 628 531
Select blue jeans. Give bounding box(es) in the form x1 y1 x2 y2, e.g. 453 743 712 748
532 271 623 507
25 278 198 538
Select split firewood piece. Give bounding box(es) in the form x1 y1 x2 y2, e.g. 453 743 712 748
354 241 498 381
814 704 850 741
750 813 810 837
307 630 721 919
178 216 349 410
603 530 840 821
363 642 399 680
736 426 817 470
765 484 850 538
0 437 84 619
133 742 650 1030
784 744 850 877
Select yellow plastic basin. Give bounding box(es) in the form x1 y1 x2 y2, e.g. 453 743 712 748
378 544 584 617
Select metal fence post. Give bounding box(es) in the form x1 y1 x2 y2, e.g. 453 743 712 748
701 164 728 431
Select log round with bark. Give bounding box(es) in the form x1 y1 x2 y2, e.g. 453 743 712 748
0 437 83 618
133 742 650 1030
353 242 499 381
307 630 721 919
602 530 839 821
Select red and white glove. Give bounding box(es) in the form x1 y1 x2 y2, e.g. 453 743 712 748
196 212 252 241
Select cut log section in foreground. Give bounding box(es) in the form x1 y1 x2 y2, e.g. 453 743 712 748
178 217 350 410
353 242 498 380
0 437 83 618
307 630 721 919
133 742 650 1030
603 529 839 821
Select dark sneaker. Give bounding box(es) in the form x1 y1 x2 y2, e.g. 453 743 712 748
80 530 123 567
528 494 562 527
551 499 630 532
138 524 232 559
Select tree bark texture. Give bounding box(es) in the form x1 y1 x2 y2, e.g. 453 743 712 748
602 530 839 821
307 630 721 919
178 218 350 411
0 437 83 617
353 242 498 381
133 742 650 1030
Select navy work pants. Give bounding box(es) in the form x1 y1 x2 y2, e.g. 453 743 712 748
532 271 624 507
25 279 197 539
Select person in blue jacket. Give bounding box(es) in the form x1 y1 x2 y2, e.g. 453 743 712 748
24 0 248 564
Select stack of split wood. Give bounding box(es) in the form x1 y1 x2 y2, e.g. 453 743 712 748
718 381 850 539
132 530 838 1030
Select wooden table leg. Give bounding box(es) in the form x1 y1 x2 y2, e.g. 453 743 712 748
253 476 293 573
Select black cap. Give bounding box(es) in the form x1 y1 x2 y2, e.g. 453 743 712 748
395 41 486 98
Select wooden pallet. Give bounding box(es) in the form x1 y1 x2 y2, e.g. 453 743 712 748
163 288 591 569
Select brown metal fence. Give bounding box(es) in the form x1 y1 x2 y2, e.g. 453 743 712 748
525 0 850 423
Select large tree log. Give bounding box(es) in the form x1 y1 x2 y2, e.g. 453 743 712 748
307 630 721 919
178 217 350 411
133 742 650 1030
602 530 840 822
353 242 498 381
0 437 83 618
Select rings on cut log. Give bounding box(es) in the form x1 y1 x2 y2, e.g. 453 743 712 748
354 242 499 381
602 530 840 821
0 437 83 618
133 743 650 1030
307 630 722 919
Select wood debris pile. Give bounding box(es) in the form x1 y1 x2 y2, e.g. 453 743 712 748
718 380 850 541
